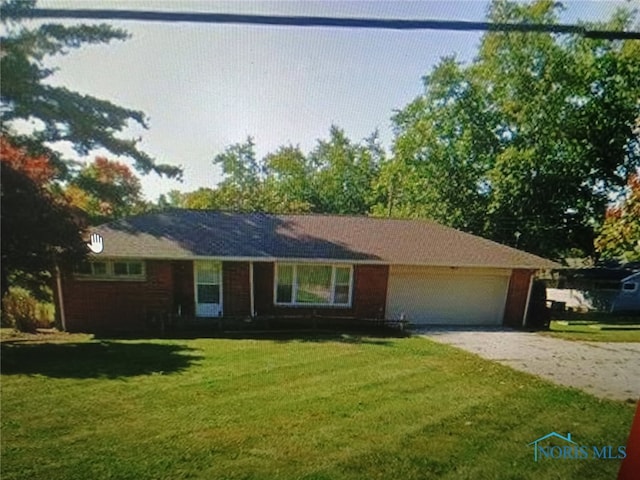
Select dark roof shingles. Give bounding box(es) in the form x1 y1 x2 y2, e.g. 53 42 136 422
95 211 557 268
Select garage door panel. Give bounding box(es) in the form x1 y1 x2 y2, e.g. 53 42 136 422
386 270 509 325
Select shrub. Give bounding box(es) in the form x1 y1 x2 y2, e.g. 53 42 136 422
1 288 54 332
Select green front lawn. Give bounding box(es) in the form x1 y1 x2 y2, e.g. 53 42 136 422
1 332 634 479
543 320 640 342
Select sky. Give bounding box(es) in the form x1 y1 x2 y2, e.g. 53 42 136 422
31 0 636 201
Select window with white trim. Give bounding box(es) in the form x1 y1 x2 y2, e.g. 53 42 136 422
275 264 353 306
113 261 144 276
75 260 145 280
76 261 108 276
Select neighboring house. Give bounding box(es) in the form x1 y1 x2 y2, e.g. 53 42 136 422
56 211 557 332
545 288 594 311
546 268 635 312
611 272 640 314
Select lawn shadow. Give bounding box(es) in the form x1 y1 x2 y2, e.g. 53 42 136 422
94 328 408 346
1 341 202 379
226 331 401 346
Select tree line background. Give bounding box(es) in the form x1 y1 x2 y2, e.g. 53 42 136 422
1 0 639 327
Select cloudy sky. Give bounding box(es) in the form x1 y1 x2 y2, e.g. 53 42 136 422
36 0 633 200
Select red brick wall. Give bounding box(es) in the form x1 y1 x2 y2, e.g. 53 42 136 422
222 261 251 317
62 260 390 330
252 262 388 318
353 265 388 318
503 269 533 327
62 260 174 333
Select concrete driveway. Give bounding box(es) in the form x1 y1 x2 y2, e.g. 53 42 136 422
419 328 640 402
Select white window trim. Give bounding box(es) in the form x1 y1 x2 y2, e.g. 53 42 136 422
74 259 146 281
274 263 354 307
622 282 638 293
193 261 223 317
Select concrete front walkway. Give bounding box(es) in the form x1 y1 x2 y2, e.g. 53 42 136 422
419 328 640 402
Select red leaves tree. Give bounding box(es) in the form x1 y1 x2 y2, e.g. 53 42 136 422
0 137 55 185
595 173 640 263
66 156 146 224
1 137 87 299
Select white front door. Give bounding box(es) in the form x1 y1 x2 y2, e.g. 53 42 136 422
195 261 222 317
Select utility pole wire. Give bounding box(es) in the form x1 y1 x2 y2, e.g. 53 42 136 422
26 8 640 40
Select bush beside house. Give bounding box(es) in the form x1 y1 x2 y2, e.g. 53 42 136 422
1 288 55 332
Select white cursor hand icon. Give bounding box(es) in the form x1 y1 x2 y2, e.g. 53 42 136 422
87 233 104 254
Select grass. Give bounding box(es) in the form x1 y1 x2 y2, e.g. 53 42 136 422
543 319 640 342
1 330 635 479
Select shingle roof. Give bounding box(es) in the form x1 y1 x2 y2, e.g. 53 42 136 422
92 210 558 269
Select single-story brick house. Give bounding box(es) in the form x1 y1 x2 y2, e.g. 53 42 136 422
57 210 557 332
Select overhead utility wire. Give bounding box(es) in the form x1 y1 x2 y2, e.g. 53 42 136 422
26 9 640 40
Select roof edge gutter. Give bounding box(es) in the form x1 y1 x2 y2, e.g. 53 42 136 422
86 255 555 270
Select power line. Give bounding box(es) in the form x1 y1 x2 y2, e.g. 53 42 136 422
25 8 640 40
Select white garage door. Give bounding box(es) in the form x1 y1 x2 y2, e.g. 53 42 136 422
386 266 510 325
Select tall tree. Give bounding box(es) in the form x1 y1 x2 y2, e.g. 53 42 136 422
262 145 314 213
310 125 382 215
373 58 498 231
1 0 182 299
211 137 264 212
479 0 639 256
379 0 640 258
0 138 86 299
172 127 383 214
0 0 181 179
